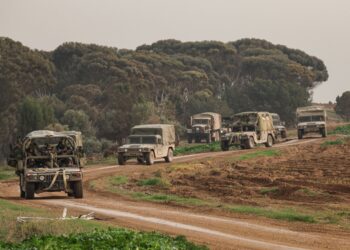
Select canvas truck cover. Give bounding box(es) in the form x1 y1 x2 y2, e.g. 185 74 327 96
61 131 83 147
233 112 274 131
131 124 176 145
192 112 221 130
24 130 81 148
296 106 327 117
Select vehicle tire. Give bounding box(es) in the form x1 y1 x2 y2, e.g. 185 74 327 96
137 157 144 164
195 138 200 143
165 148 173 163
265 134 273 147
20 185 25 198
298 129 303 139
206 134 211 144
118 153 125 165
146 151 155 165
221 141 229 151
321 128 327 138
245 136 255 149
73 181 83 198
187 136 192 144
281 130 287 139
25 182 35 199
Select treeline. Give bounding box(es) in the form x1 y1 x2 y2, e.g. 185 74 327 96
0 37 328 158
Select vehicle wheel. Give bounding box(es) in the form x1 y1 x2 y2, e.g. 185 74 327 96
195 138 200 143
165 148 173 163
73 181 83 198
221 141 229 151
20 185 25 198
281 130 287 139
118 153 125 165
146 151 155 165
321 128 327 137
246 136 255 149
68 192 74 197
137 157 144 164
265 134 273 147
298 129 303 139
206 134 211 144
187 136 192 144
25 182 35 199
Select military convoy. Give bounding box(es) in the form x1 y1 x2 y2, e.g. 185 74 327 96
117 124 176 165
7 130 85 199
220 112 276 150
296 106 327 139
187 112 221 143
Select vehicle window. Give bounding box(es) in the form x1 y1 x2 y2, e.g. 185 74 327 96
193 119 209 125
142 137 156 144
129 137 141 144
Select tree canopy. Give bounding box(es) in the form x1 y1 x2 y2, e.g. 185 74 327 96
0 37 329 158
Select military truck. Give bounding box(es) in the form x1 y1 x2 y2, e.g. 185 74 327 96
221 112 275 150
187 112 221 143
296 106 327 139
117 124 176 165
7 130 85 199
271 113 287 140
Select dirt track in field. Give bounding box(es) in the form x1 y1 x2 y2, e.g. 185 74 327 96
1 137 350 249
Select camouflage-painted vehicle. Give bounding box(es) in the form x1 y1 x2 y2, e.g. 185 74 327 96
187 112 221 143
7 130 85 199
296 106 327 139
117 124 176 165
271 113 287 140
221 112 275 150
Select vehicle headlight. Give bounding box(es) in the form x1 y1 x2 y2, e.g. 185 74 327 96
39 175 45 181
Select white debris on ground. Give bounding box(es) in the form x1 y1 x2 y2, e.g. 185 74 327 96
17 208 95 222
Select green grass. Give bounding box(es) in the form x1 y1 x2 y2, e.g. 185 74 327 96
174 142 222 156
321 139 345 147
0 165 17 181
130 192 208 206
226 205 316 223
137 178 170 187
259 187 279 195
234 149 281 161
86 156 116 166
330 124 350 135
110 175 128 185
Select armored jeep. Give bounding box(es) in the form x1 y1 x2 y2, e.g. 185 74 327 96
221 112 275 150
117 124 176 165
7 130 84 199
187 112 221 143
296 106 327 139
271 113 287 140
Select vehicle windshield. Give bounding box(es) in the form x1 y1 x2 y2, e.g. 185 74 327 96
298 115 325 122
128 136 157 144
193 119 210 125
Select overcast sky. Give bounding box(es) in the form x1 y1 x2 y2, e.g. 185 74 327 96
1 0 349 102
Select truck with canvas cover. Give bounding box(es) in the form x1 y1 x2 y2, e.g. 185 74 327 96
296 106 327 139
7 130 85 199
187 112 221 143
117 124 176 165
220 112 275 150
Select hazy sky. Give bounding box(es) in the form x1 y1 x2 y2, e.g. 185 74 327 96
1 0 349 102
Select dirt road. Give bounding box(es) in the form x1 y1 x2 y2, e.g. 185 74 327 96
1 138 350 249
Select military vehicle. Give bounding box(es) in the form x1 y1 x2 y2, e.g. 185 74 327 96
117 124 176 165
187 112 221 143
221 116 233 134
271 113 287 140
296 106 327 139
221 112 275 150
7 130 85 199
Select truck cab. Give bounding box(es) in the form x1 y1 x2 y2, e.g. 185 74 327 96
296 106 327 139
117 124 175 165
187 112 221 143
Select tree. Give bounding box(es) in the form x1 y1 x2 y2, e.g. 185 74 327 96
335 91 350 120
62 109 95 136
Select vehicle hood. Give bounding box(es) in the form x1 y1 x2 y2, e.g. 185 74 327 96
298 122 325 126
119 144 155 149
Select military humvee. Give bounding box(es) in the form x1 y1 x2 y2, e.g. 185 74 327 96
271 113 287 140
221 112 275 150
187 112 221 143
117 124 176 165
7 130 85 199
296 106 327 139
